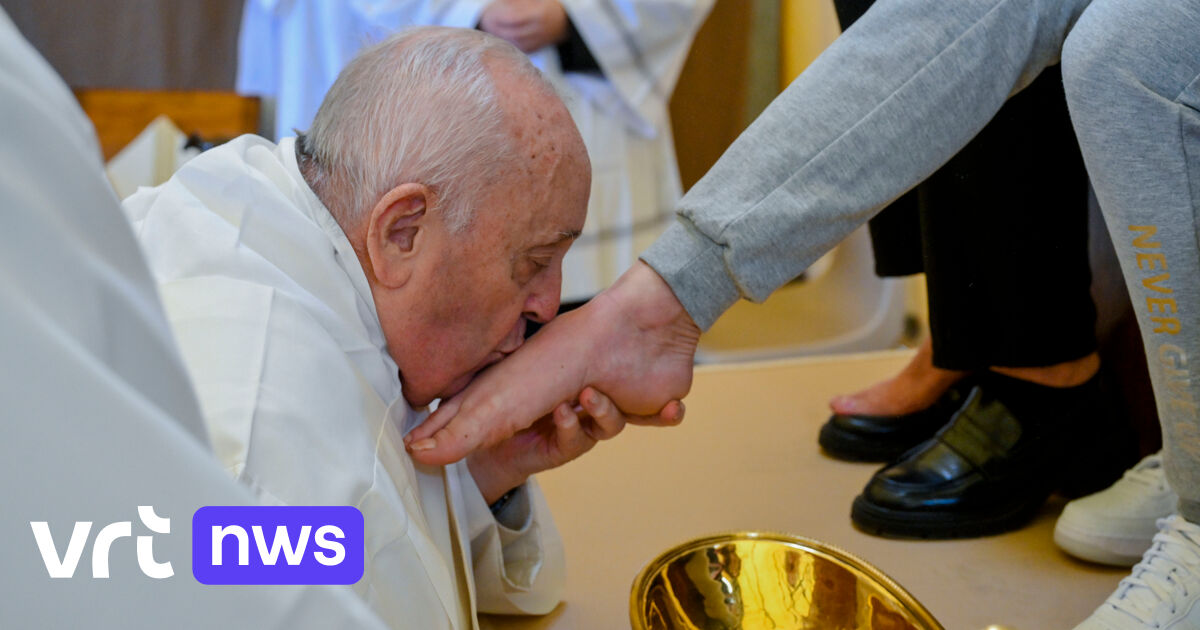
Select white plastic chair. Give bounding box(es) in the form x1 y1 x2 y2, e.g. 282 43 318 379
695 225 909 363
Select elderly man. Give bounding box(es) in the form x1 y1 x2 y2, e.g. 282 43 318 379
126 27 650 629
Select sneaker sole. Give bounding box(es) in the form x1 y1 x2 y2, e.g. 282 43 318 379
1052 521 1150 566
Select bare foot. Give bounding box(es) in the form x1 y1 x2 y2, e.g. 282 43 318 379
406 262 698 465
990 352 1100 387
829 337 967 416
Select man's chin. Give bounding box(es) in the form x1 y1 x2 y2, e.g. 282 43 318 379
399 378 452 409
402 389 437 409
430 372 478 406
432 360 505 404
401 356 503 408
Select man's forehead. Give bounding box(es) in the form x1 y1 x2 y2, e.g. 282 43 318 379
490 157 588 245
466 186 583 254
494 66 585 173
484 72 589 248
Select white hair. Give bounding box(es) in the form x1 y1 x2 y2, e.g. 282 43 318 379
297 26 550 232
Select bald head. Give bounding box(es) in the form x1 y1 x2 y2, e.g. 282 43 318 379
298 26 587 235
488 59 590 220
308 29 591 407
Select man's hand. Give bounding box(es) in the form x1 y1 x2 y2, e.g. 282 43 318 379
479 0 569 53
405 262 701 465
466 387 635 504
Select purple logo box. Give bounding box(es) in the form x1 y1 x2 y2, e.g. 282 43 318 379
192 506 364 585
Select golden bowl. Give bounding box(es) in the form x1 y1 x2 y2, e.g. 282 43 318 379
631 532 944 630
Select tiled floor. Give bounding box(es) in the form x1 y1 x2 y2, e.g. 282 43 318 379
482 349 1132 630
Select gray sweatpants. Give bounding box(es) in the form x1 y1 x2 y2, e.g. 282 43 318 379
641 0 1200 521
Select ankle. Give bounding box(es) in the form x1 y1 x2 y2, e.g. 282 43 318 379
911 365 969 389
829 370 965 416
989 353 1100 388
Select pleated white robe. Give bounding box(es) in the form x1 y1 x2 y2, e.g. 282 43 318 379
124 134 565 630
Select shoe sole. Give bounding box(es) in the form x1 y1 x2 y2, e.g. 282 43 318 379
850 492 1050 539
1052 521 1149 566
817 384 972 463
818 424 913 462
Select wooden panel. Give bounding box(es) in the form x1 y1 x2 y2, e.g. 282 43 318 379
781 0 842 85
668 0 753 191
74 89 260 160
3 0 242 92
670 0 845 191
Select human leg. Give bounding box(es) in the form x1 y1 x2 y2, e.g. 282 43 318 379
847 50 1135 536
1063 0 1200 528
825 54 1112 478
825 0 966 424
1062 0 1200 625
920 64 1097 375
653 0 1097 328
824 2 1094 424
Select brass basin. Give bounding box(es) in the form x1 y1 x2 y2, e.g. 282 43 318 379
631 532 944 630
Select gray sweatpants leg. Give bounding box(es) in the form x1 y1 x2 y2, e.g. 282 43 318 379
1062 0 1200 523
645 0 1098 328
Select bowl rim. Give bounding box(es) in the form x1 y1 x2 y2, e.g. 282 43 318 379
628 530 945 630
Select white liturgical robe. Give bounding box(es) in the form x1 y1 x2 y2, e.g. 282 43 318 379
236 0 714 300
0 7 389 629
124 135 565 630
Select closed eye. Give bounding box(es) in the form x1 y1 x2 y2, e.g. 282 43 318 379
514 254 554 284
512 230 579 284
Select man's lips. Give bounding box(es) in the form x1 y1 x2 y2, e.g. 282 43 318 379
478 318 528 372
438 350 512 401
443 319 527 398
477 349 510 372
471 348 513 381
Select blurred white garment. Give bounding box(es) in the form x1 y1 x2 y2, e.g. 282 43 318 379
0 7 388 629
236 0 713 300
105 115 201 200
236 0 398 140
124 134 565 630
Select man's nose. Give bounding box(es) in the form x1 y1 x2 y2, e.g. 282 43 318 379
523 266 562 324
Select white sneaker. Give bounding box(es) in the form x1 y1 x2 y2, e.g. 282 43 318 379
1056 452 1177 566
1073 515 1200 630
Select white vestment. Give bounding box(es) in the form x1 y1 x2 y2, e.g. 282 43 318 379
124 134 565 630
236 0 713 300
0 7 388 629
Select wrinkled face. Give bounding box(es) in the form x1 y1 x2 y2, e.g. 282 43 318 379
374 89 590 407
357 66 591 408
393 160 587 407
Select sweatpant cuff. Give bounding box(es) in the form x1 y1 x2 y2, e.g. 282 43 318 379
639 220 741 331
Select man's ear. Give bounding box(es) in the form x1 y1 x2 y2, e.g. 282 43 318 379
365 183 431 289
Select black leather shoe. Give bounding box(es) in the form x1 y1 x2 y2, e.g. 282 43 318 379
818 382 971 462
850 370 1137 539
